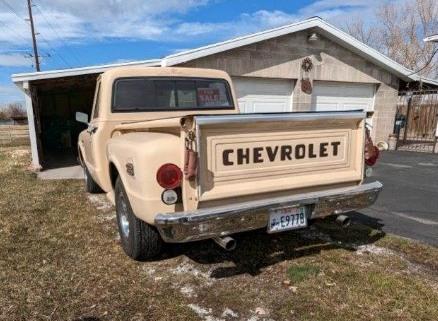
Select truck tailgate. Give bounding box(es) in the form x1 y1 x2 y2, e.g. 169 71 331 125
195 111 365 201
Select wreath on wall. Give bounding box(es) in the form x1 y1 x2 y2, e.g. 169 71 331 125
301 57 313 72
301 57 313 94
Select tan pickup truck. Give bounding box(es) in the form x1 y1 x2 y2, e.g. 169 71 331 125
76 67 382 260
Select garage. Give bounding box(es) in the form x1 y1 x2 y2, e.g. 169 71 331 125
233 78 294 113
311 81 375 112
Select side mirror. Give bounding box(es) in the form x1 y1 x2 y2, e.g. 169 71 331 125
75 112 89 125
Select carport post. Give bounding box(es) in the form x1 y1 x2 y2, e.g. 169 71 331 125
23 81 41 170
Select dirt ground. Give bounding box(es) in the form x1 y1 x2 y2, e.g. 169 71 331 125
1 146 437 321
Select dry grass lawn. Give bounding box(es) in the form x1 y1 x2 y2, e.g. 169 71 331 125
1 145 437 321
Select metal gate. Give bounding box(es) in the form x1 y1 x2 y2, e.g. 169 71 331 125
395 90 438 153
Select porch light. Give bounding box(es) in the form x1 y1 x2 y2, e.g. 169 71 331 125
308 33 319 42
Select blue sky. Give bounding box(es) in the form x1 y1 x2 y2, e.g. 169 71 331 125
0 0 391 104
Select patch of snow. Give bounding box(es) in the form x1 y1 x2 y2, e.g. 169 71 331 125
87 194 113 211
221 308 238 318
187 303 231 321
355 244 395 256
188 304 211 316
172 258 214 285
180 285 196 298
96 212 116 222
187 304 225 321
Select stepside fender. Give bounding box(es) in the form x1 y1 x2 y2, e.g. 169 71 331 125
106 132 183 224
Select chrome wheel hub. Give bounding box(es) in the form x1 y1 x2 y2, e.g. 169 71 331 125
119 195 130 238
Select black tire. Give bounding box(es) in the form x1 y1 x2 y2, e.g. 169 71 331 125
115 176 163 260
84 166 102 193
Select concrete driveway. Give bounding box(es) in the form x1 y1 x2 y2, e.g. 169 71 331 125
358 151 438 246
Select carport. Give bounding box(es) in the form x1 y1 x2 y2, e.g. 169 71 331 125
12 60 160 169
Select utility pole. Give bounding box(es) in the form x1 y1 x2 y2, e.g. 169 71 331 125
26 0 40 71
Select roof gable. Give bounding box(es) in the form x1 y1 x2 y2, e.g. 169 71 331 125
161 17 437 85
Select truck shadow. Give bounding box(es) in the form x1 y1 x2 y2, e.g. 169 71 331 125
162 211 385 278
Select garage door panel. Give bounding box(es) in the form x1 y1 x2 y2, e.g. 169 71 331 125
314 102 339 111
253 101 290 113
233 77 294 113
312 81 375 112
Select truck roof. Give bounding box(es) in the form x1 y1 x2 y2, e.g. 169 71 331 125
101 66 232 81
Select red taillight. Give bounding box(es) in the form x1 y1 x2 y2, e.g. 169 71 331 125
364 128 380 166
156 164 182 189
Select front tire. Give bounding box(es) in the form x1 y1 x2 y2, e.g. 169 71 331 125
115 177 163 260
84 166 102 193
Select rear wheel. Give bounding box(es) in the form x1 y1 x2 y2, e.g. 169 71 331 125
84 166 102 193
115 176 163 260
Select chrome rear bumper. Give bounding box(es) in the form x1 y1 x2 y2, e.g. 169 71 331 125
154 181 383 243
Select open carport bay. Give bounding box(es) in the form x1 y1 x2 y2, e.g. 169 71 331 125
29 75 97 169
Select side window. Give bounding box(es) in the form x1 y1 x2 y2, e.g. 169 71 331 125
92 82 101 119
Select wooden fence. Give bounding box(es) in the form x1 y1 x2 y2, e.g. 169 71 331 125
0 125 30 146
396 90 438 153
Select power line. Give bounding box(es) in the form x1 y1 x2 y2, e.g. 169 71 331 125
0 0 25 21
33 3 83 66
0 19 29 43
1 0 78 70
38 33 71 69
407 48 438 76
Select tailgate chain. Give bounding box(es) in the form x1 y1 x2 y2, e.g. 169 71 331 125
182 124 198 180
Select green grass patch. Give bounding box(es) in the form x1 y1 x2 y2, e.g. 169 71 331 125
287 264 321 283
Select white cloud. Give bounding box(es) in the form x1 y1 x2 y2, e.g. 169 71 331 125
0 0 407 103
0 0 403 49
172 1 401 40
0 0 210 46
0 53 32 67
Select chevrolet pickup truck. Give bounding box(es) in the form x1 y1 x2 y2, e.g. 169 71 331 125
76 67 382 260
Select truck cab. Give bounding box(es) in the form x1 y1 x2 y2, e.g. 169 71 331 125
76 67 382 260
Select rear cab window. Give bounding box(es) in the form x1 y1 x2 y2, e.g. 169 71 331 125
112 77 234 112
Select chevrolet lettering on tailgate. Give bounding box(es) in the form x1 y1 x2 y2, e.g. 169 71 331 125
222 141 341 166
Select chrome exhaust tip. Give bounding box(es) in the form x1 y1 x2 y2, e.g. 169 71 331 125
213 236 236 251
335 215 351 228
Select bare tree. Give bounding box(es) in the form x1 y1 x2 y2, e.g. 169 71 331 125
345 0 438 78
344 19 383 51
6 103 26 119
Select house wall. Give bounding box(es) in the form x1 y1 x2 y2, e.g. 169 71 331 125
180 29 399 143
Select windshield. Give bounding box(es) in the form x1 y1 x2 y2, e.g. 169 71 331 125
112 77 234 112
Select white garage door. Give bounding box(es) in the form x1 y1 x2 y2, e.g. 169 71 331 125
311 81 375 112
233 78 294 113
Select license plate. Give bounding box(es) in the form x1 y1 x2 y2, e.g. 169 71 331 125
268 206 307 233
